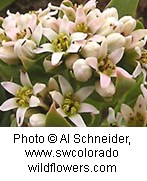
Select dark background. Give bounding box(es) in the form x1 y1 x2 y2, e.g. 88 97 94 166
0 0 147 28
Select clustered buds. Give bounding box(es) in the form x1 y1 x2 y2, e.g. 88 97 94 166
0 0 147 127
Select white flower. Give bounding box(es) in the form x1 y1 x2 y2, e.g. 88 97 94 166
141 84 147 105
121 95 147 127
29 113 46 127
107 107 123 127
50 75 99 127
0 71 46 126
73 58 92 82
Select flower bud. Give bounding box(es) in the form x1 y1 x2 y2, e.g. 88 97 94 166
102 7 118 20
81 41 100 58
29 113 46 127
106 33 126 52
95 81 115 98
73 59 92 82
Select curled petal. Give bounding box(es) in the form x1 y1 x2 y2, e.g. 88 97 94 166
50 91 63 107
116 67 132 79
0 98 17 111
132 62 142 78
20 71 32 87
109 47 125 64
33 83 46 95
107 108 116 124
79 103 99 114
51 52 64 66
75 86 94 102
67 43 81 53
16 107 28 127
34 43 54 54
29 96 41 107
58 75 73 95
69 114 86 127
71 32 87 42
32 23 43 45
86 57 98 70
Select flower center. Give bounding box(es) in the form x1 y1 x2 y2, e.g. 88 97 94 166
62 92 80 116
138 49 147 69
0 33 11 42
98 57 116 76
127 112 145 127
75 23 90 33
16 29 27 40
16 87 33 107
52 33 71 52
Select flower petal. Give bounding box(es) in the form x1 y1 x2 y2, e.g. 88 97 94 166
107 107 116 124
75 86 94 102
43 28 58 41
50 91 63 107
75 6 86 25
51 52 64 66
132 62 142 78
20 71 32 87
0 98 18 111
134 95 146 116
29 113 46 127
79 103 99 114
71 32 87 42
67 43 81 53
32 23 43 45
29 96 41 107
69 114 86 127
57 108 67 117
100 73 111 88
34 43 54 54
109 47 124 64
33 83 46 95
121 104 134 122
58 75 73 95
116 67 132 79
99 40 107 59
1 82 21 95
86 57 98 70
16 107 28 127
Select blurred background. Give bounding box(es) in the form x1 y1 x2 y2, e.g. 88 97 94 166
0 0 147 27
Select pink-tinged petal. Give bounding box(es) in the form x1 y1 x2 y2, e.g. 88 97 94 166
132 62 142 78
116 67 132 79
100 73 111 88
75 6 86 25
57 108 66 117
20 71 32 87
89 35 105 42
69 114 86 127
86 57 98 70
16 107 28 127
0 98 18 111
109 47 124 64
99 40 107 58
58 75 73 95
134 95 146 116
141 84 147 101
32 23 42 45
75 86 94 102
79 103 99 114
50 91 63 107
71 32 87 42
121 104 134 123
29 113 46 127
67 43 81 53
83 0 96 12
59 16 69 35
1 82 21 95
33 83 46 95
51 52 64 66
29 96 41 107
27 14 37 31
6 27 19 40
34 43 54 54
131 29 147 42
43 28 58 41
88 17 104 34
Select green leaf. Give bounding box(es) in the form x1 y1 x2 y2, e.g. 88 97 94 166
106 0 139 17
0 0 16 11
45 103 72 127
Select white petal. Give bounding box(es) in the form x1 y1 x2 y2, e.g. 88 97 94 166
71 32 87 42
121 104 134 122
69 114 86 127
131 29 147 42
79 103 99 114
32 23 43 45
109 47 124 64
141 84 147 101
50 91 63 107
116 67 132 79
134 95 146 116
1 82 21 95
29 96 41 107
43 28 58 41
34 43 54 54
29 113 46 127
59 16 70 35
0 98 18 111
67 43 81 53
33 83 46 95
132 62 142 78
57 108 66 117
51 52 64 66
107 107 116 124
20 71 32 87
58 75 73 95
16 107 28 127
75 6 86 25
86 57 98 70
99 40 107 58
100 73 111 88
75 86 94 102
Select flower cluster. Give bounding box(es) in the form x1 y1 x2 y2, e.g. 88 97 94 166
0 0 147 127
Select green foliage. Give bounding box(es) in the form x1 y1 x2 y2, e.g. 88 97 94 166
0 0 16 11
106 0 139 17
